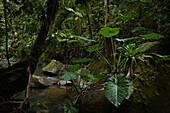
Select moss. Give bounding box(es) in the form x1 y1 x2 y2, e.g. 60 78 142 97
88 59 108 74
42 59 63 74
127 62 170 113
132 62 157 104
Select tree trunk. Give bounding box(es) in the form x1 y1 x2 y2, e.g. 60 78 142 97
3 0 10 67
86 0 93 39
0 0 58 100
103 0 112 59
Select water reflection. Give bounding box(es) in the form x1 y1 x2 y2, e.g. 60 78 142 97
30 86 67 113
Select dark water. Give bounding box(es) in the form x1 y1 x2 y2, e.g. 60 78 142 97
29 86 67 113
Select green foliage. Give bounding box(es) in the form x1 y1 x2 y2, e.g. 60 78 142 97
119 43 139 57
63 99 78 113
72 35 95 42
137 41 159 52
72 58 93 63
66 65 82 72
126 82 134 99
151 53 170 61
65 7 83 17
140 33 164 40
116 37 140 42
118 43 152 70
86 74 99 82
131 27 147 33
116 33 164 42
81 74 99 82
104 74 133 107
0 0 169 111
99 27 119 38
86 44 104 52
59 72 78 81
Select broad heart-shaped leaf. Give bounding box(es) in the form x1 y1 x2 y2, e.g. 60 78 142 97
100 27 119 37
125 82 134 99
59 72 78 81
104 74 130 107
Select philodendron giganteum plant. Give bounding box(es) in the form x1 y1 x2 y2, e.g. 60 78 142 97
91 26 166 107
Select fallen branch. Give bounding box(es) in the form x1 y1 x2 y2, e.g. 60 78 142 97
19 66 31 109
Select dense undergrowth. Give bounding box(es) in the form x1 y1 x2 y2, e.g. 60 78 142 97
0 0 169 113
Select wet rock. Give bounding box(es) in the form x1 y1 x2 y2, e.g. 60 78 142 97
33 63 44 76
30 77 47 88
30 75 59 88
0 56 21 69
43 59 63 75
59 80 72 86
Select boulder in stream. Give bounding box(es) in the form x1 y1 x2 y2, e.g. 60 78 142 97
30 75 59 88
43 59 63 75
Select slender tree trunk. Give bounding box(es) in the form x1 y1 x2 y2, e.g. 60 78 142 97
104 0 109 26
3 0 10 67
103 0 111 59
138 0 142 19
87 0 93 39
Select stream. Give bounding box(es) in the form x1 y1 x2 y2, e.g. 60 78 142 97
29 86 67 113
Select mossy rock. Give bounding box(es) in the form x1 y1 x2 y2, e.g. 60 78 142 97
30 77 47 88
88 59 108 74
0 57 21 69
83 89 113 113
43 59 63 75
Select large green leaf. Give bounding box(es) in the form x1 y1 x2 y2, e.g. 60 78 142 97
63 99 78 113
151 53 170 60
115 37 140 42
125 82 134 99
99 27 119 37
140 33 164 39
86 44 104 52
137 41 159 52
104 74 131 107
72 35 95 42
59 72 78 81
